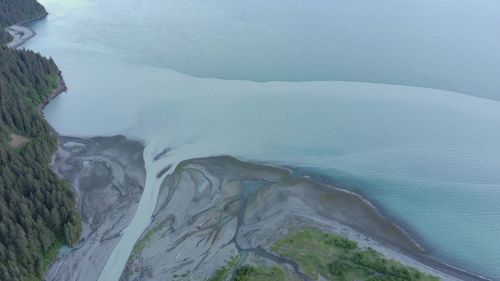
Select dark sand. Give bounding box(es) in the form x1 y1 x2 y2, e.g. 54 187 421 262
10 14 488 281
46 137 487 281
122 155 483 281
46 136 145 281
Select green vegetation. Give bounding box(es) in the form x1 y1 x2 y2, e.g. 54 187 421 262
207 256 286 281
0 45 81 281
132 222 171 258
232 265 286 281
0 30 12 45
271 229 439 281
0 0 46 27
0 2 82 279
0 0 46 46
207 229 436 281
207 255 240 281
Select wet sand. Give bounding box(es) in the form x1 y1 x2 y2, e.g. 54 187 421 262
46 136 145 281
5 12 47 49
5 24 36 48
9 7 487 281
121 155 485 281
45 136 487 281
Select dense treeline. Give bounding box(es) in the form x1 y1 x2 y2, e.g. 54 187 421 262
0 31 11 46
0 44 80 281
0 0 46 27
0 0 46 47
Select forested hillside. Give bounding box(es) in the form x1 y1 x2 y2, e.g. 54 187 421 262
0 0 46 46
0 46 81 281
0 0 46 27
0 1 81 280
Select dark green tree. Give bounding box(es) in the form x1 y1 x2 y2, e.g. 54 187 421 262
0 2 82 279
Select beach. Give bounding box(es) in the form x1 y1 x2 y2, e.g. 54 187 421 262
6 24 36 48
45 136 146 281
42 136 486 281
10 6 496 280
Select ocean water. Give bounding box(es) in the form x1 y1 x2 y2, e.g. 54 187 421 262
25 0 500 279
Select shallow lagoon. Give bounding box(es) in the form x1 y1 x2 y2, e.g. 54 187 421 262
27 0 500 279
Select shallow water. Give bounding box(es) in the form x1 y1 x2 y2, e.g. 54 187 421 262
26 0 500 279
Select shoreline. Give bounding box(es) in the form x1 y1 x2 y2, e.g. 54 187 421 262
290 169 490 281
6 24 36 48
41 71 68 138
290 169 491 281
14 11 490 281
46 136 146 281
5 15 70 132
4 12 47 49
40 71 68 112
236 157 490 281
121 153 485 281
44 136 493 281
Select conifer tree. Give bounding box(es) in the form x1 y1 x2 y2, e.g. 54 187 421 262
0 2 81 280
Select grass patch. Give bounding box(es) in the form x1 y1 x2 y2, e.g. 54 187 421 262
271 228 439 281
131 223 171 258
232 265 286 281
42 240 64 271
207 255 240 281
26 239 64 281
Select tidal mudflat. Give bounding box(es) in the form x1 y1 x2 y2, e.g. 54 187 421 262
46 136 145 281
5 24 36 48
120 156 484 281
47 136 482 281
25 0 500 279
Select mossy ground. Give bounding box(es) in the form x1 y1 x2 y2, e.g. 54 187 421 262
271 228 439 281
207 255 240 281
207 228 440 281
232 265 286 281
207 255 287 281
26 240 63 281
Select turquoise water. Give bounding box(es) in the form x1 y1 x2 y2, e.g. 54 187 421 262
26 0 500 279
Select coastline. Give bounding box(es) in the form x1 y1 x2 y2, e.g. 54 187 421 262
119 154 484 281
5 16 69 129
5 12 49 49
21 133 494 281
291 170 491 281
6 24 36 48
46 136 146 281
4 12 47 49
40 71 68 112
291 169 491 281
12 14 490 281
